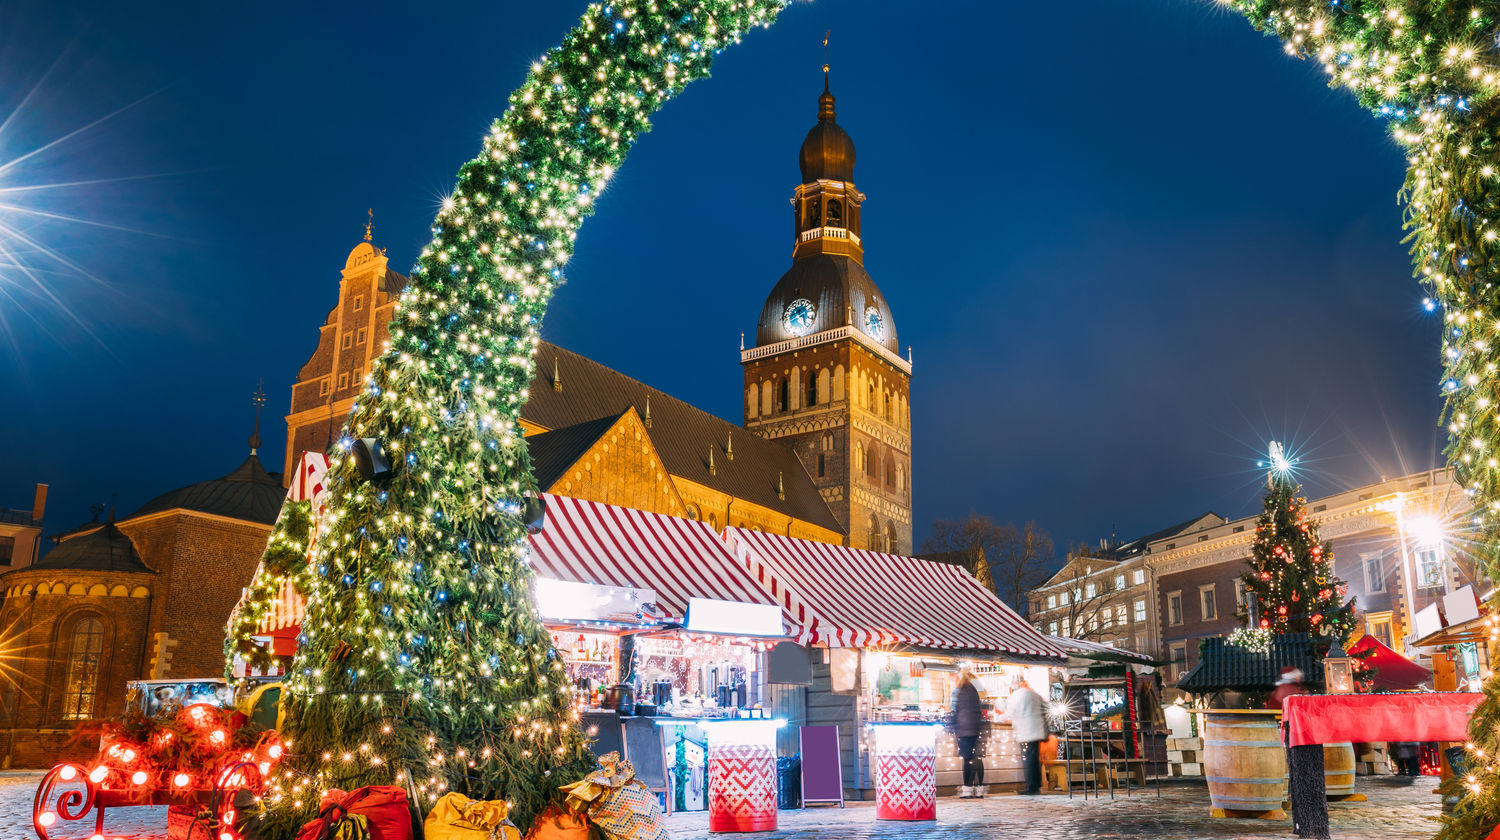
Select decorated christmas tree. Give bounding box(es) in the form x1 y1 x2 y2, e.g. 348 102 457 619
243 2 791 836
1239 443 1354 643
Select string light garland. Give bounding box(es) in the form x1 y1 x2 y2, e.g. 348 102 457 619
225 501 312 677
243 2 790 836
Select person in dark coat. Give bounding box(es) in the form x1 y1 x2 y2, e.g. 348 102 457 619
950 669 985 797
1268 666 1309 710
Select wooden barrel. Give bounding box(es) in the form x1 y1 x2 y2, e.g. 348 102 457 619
1324 741 1356 798
1203 710 1287 818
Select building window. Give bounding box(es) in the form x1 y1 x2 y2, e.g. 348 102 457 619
817 454 826 478
1134 598 1146 624
1114 574 1126 591
1233 579 1247 608
1090 612 1101 631
821 433 834 451
807 374 817 408
1061 617 1071 637
357 328 368 345
1132 570 1145 586
1169 643 1188 681
353 294 364 311
61 617 105 720
1368 612 1395 648
1047 594 1057 610
896 465 906 492
320 379 331 397
338 372 349 390
887 522 899 556
1085 582 1096 599
1200 585 1217 621
884 457 896 488
684 504 700 521
1168 591 1183 626
1059 590 1070 606
1048 621 1058 635
342 331 353 349
778 379 790 412
0 536 13 566
1416 547 1444 589
853 442 864 473
1363 552 1386 593
353 368 363 387
1116 604 1128 626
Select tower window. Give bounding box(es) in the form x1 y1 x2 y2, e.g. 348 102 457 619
885 456 896 488
821 433 834 451
62 616 105 720
887 522 899 556
866 446 878 478
808 199 821 229
353 295 364 311
853 442 864 472
778 379 790 412
342 332 353 350
807 373 818 407
357 328 368 345
817 454 826 478
827 199 843 227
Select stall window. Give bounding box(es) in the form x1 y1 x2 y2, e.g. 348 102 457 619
1416 548 1444 589
1134 598 1147 624
1114 574 1126 591
1167 591 1183 626
1132 569 1145 586
1046 594 1057 610
1199 585 1217 621
1363 552 1386 593
62 616 105 720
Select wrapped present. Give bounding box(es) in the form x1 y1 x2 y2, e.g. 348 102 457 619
525 807 589 840
560 752 669 840
295 786 413 840
423 792 520 840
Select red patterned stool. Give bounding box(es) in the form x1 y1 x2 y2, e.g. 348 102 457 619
870 723 940 821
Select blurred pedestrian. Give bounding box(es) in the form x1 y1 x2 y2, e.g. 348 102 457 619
999 677 1047 796
950 668 984 798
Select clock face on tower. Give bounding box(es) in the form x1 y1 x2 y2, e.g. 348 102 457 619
783 298 816 336
864 306 884 340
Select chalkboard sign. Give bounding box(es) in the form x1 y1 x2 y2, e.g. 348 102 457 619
581 711 623 758
623 717 667 794
799 725 843 806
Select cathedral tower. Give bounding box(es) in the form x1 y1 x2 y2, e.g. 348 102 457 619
742 70 912 553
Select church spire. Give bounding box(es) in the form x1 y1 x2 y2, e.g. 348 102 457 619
249 379 266 455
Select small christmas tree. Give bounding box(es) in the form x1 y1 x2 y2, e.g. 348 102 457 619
1239 443 1354 642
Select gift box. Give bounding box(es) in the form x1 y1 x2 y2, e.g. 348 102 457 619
294 786 413 840
560 752 670 840
423 792 520 840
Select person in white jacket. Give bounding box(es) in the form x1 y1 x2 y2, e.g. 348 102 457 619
998 679 1047 795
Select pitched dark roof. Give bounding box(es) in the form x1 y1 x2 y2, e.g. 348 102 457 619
1108 511 1224 559
523 342 843 533
1176 632 1322 693
126 454 287 526
525 413 626 489
0 508 41 528
31 522 154 574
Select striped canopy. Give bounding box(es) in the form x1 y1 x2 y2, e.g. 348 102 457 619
725 527 1068 660
526 494 781 623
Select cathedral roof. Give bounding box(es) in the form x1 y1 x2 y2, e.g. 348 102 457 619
126 454 287 526
525 412 626 490
524 343 843 533
32 522 154 574
755 253 899 353
799 76 855 183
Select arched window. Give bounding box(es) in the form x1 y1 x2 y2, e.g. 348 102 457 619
821 433 834 451
896 465 906 492
867 381 876 410
685 504 701 521
867 514 880 552
778 379 790 413
62 616 105 720
885 456 896 488
866 445 878 478
853 442 864 472
708 513 719 531
827 199 843 226
887 522 900 556
808 199 821 229
807 372 818 407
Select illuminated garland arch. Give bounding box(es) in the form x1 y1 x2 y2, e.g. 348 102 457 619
252 0 1500 835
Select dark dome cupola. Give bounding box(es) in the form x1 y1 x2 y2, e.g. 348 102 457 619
799 77 856 183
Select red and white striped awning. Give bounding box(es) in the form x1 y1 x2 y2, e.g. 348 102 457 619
725 528 1069 660
526 494 782 624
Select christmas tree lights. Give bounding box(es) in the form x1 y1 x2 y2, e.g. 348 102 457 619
244 2 789 835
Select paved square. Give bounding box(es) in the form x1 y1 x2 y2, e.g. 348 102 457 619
7 773 1444 840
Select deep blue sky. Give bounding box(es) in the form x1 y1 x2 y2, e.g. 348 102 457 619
0 1 1444 554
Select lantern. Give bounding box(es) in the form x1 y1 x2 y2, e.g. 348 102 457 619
1323 643 1355 694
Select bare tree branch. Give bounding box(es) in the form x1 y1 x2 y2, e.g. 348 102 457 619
920 515 1055 615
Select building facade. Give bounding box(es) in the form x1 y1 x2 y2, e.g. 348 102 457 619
0 483 46 571
741 74 912 554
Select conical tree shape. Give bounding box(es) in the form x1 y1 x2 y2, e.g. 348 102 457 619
249 2 789 836
1239 471 1354 642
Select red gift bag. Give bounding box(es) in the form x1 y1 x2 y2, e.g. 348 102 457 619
295 786 414 840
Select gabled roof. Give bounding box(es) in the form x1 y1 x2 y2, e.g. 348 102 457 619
1107 511 1225 559
523 342 842 533
1176 632 1322 693
525 412 627 489
126 454 287 526
30 522 154 574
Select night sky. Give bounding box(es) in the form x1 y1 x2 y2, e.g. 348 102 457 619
0 0 1445 556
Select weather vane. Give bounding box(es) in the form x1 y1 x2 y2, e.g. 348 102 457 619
364 208 374 242
823 29 831 75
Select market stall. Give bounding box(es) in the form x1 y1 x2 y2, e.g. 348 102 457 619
525 494 791 831
1044 635 1164 796
723 528 1070 816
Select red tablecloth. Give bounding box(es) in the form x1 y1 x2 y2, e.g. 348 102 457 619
1282 693 1482 747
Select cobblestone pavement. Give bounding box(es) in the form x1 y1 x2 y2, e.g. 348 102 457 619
6 773 1447 840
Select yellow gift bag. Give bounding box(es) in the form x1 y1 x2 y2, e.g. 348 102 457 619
559 752 670 840
423 792 521 840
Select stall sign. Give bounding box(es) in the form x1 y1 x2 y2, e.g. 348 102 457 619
534 577 658 624
684 597 782 637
